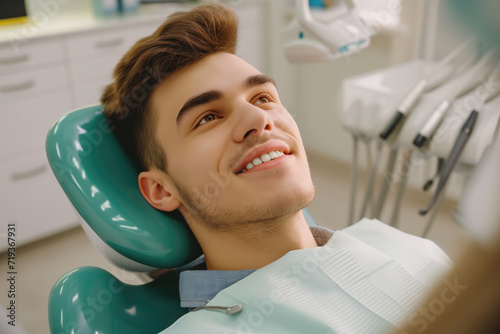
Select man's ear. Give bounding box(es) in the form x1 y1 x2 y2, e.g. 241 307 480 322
138 170 181 212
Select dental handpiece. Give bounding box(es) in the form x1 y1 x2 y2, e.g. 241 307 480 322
419 65 500 215
413 48 497 148
379 79 427 140
413 100 451 147
379 38 475 140
418 110 478 215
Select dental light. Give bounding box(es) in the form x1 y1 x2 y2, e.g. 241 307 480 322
282 0 373 62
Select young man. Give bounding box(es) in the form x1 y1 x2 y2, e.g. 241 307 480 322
102 2 452 333
102 2 317 272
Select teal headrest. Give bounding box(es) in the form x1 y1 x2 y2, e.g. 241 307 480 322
46 105 202 268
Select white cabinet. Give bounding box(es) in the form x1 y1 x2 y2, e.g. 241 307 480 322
0 1 265 249
65 24 157 61
0 81 75 248
66 22 161 107
0 37 65 75
0 32 76 249
0 72 70 159
73 79 110 108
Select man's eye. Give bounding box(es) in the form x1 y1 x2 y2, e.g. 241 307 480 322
198 113 217 126
254 94 272 105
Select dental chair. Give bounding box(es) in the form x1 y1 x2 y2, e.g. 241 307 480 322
46 105 318 334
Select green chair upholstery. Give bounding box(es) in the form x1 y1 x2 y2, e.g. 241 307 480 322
46 105 203 269
48 266 187 334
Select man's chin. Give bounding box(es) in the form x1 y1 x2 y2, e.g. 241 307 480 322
245 184 315 223
181 181 316 233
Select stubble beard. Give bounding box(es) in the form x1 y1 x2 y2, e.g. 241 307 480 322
172 175 316 238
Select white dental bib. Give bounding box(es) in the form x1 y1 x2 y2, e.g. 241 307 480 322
161 219 452 334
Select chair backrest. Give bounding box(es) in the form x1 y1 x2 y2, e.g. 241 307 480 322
46 105 203 271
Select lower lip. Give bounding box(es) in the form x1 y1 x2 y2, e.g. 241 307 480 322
238 154 291 174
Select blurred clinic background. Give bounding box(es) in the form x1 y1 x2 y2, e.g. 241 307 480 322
1 0 499 332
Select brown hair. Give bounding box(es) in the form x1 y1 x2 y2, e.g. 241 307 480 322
101 2 238 171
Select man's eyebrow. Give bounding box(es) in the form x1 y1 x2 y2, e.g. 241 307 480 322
175 75 277 127
176 90 223 126
245 74 277 89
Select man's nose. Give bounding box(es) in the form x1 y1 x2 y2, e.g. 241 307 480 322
232 103 274 143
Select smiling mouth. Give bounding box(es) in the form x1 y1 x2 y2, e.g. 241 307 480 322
235 150 286 174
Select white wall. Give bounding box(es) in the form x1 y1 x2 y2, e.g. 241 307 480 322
262 0 300 121
25 0 92 17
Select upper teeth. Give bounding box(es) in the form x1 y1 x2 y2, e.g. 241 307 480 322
240 151 285 173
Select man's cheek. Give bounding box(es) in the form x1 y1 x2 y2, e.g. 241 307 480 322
273 113 297 131
284 113 301 132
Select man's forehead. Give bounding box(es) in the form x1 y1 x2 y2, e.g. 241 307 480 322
177 52 261 88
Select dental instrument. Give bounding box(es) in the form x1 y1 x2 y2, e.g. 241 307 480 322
357 46 470 223
419 64 500 216
192 304 243 315
379 38 475 140
421 181 449 237
413 48 497 148
422 158 445 191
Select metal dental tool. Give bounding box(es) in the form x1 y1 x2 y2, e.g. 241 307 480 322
379 38 475 140
421 181 449 237
413 48 497 148
422 158 445 191
419 63 500 216
192 304 243 315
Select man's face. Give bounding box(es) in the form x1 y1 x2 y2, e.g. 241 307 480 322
150 52 315 232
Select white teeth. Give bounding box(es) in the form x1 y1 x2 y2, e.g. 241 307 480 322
264 150 284 160
252 158 263 166
238 151 285 173
261 153 271 162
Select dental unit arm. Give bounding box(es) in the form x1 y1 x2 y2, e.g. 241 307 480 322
282 0 373 62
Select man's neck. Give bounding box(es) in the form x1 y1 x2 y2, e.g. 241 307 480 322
188 210 318 270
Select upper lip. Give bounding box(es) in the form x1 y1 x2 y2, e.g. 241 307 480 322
233 141 290 174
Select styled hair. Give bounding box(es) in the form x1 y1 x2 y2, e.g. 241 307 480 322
101 2 238 171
